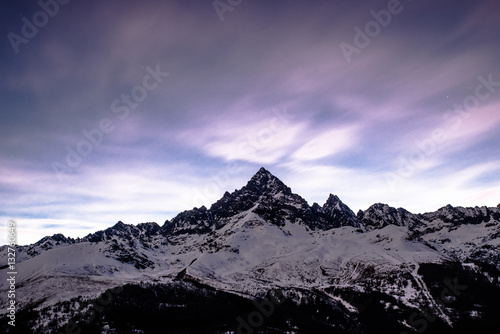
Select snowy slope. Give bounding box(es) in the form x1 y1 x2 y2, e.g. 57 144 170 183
1 168 499 333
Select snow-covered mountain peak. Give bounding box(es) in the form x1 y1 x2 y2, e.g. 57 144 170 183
245 167 292 196
2 168 500 333
357 203 420 230
320 194 361 228
35 233 74 246
421 204 500 226
161 206 213 237
84 220 161 242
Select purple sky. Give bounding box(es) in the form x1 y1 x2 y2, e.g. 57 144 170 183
1 0 500 245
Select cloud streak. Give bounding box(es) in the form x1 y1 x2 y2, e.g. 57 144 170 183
1 0 500 245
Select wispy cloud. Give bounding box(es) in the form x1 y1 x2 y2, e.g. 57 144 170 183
291 126 358 162
1 0 499 245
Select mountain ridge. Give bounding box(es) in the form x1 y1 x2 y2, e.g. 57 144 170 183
20 167 499 247
2 167 500 333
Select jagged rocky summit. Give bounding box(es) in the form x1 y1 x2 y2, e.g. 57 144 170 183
1 167 500 333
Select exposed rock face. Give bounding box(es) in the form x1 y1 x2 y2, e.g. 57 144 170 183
1 168 499 333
